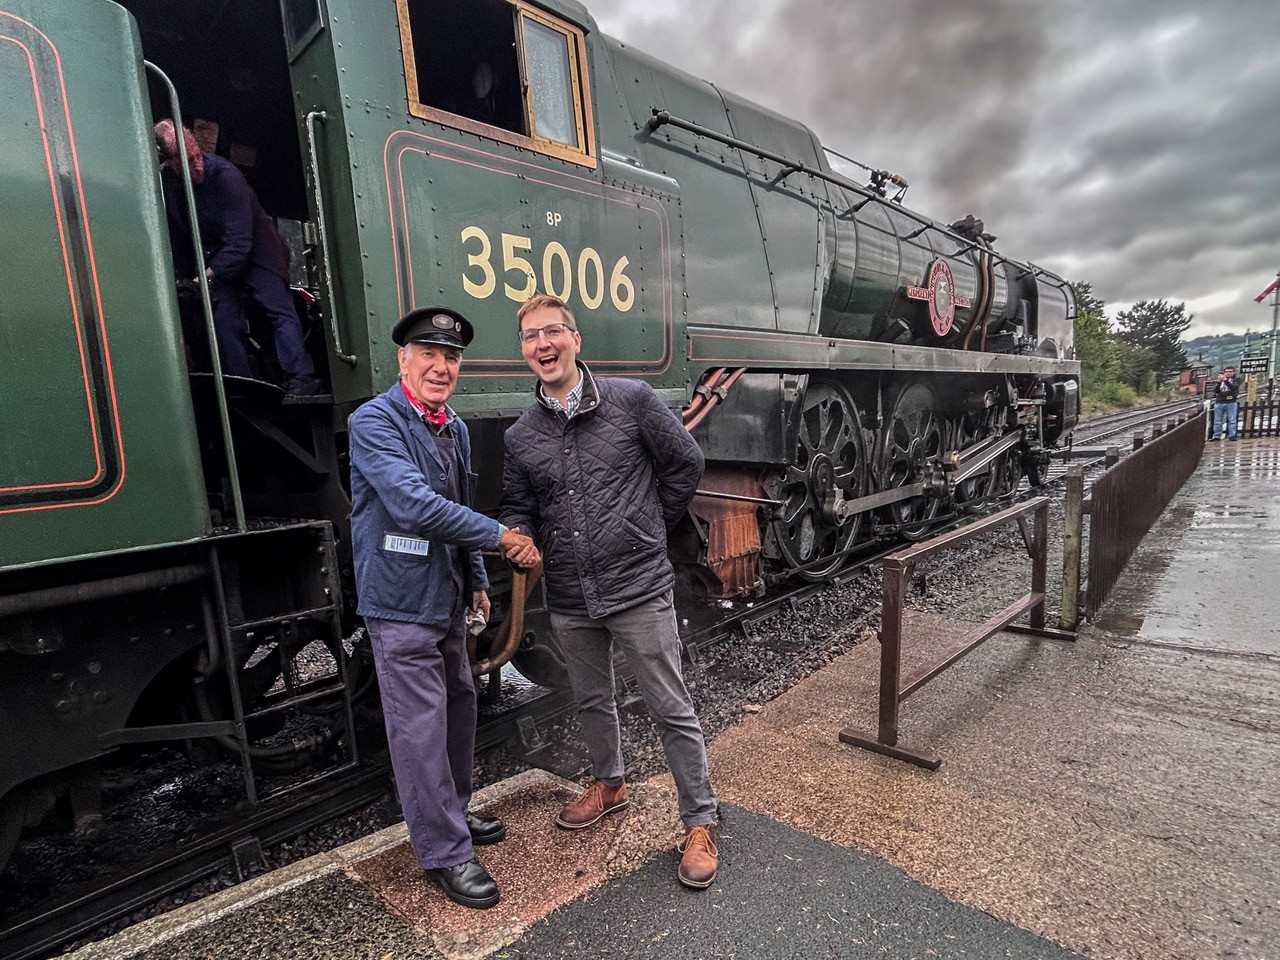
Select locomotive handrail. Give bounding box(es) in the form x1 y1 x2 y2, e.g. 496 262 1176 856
304 110 358 366
147 60 247 532
646 108 1074 293
469 560 544 676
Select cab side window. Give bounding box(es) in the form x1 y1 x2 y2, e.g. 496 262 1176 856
397 0 596 168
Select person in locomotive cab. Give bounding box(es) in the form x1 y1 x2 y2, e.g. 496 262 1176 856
153 120 324 400
499 294 721 889
1211 366 1240 441
348 307 539 909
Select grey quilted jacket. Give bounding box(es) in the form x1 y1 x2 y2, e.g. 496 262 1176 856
499 365 705 617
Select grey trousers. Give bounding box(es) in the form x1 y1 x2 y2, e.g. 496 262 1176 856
551 590 717 826
366 612 475 870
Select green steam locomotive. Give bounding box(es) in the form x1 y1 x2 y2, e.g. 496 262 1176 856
0 0 1077 873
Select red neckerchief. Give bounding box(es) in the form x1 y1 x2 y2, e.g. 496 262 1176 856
401 381 448 427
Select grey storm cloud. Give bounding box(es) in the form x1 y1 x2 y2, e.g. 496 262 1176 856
588 0 1280 335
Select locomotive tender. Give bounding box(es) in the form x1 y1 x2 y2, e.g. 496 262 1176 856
0 0 1077 872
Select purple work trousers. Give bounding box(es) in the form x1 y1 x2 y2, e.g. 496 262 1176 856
366 612 476 869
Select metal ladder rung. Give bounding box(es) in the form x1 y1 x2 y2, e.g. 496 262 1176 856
231 604 339 635
244 681 349 721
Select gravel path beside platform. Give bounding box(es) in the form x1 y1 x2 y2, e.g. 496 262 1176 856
131 872 441 960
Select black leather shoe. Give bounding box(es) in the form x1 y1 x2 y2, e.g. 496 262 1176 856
427 858 500 909
467 812 507 845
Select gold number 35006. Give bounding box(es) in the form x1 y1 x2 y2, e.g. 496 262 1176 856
460 226 635 313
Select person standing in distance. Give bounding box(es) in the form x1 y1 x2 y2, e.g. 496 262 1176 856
349 307 538 909
154 120 323 400
499 294 719 889
1211 366 1240 441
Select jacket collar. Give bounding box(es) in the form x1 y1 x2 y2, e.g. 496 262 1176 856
386 382 458 470
534 363 600 418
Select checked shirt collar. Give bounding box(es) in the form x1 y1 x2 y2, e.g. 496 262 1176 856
537 368 586 420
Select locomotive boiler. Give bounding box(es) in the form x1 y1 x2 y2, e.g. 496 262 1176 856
0 0 1077 874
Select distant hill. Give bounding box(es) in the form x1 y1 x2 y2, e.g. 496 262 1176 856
1183 331 1277 373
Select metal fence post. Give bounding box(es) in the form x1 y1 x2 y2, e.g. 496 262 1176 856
877 561 908 747
840 497 1066 770
1060 465 1084 631
1105 445 1120 467
1031 500 1048 630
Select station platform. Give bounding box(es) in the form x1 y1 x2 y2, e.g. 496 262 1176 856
72 440 1279 960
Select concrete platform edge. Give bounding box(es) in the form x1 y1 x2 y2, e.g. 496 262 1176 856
68 768 577 960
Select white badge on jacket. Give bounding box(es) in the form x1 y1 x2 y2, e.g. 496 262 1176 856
383 533 431 557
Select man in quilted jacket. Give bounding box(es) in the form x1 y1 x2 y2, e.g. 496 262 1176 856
499 294 719 889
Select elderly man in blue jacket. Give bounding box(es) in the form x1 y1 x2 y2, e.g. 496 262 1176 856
349 306 538 909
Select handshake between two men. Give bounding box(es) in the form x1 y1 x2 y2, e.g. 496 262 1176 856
498 526 540 569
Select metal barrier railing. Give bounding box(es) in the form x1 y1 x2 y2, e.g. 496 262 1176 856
840 496 1074 770
1082 411 1206 620
1208 400 1280 438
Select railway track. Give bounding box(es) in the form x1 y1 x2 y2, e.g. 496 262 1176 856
1072 398 1201 445
3 400 1199 960
1041 399 1201 485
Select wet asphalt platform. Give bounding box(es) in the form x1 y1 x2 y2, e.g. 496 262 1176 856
72 439 1279 960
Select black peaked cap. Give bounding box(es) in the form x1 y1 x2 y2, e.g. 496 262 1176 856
392 306 474 350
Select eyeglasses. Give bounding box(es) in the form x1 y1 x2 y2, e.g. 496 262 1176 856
517 322 576 345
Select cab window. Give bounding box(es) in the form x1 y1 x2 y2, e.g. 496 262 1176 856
397 0 595 168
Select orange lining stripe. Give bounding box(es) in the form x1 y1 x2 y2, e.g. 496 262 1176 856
0 10 126 516
0 33 102 491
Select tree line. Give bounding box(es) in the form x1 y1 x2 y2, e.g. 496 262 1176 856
1071 282 1191 407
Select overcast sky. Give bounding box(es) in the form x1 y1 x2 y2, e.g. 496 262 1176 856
588 0 1280 338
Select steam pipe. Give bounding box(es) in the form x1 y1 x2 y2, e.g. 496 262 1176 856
684 367 746 432
648 109 1069 290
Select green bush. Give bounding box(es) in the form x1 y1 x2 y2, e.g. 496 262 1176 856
1094 381 1138 407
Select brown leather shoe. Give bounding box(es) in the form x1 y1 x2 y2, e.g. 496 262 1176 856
677 824 718 889
555 780 629 829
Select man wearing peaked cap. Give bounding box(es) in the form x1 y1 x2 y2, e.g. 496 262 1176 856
392 305 475 351
348 306 538 909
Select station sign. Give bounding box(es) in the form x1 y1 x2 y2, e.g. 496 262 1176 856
1238 355 1269 375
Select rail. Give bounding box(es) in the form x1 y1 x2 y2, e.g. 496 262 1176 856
839 496 1072 769
1080 412 1205 620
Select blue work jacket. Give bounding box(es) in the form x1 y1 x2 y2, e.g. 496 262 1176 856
349 384 500 627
